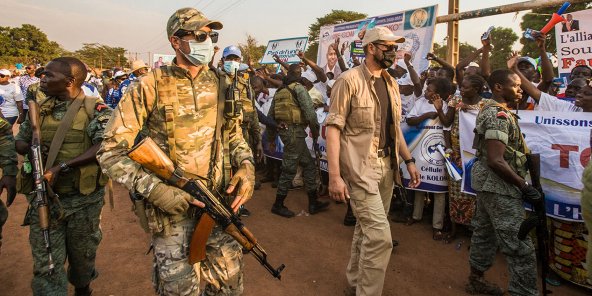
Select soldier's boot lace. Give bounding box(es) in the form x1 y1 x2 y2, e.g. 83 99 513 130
465 273 504 295
307 191 329 215
271 194 295 218
74 285 93 296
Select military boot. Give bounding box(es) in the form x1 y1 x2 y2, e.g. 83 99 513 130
271 194 294 218
75 285 93 296
308 191 329 214
465 268 504 295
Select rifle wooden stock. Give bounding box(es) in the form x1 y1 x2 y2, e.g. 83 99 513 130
128 137 285 279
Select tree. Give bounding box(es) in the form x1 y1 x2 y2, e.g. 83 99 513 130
489 27 519 70
432 42 478 62
305 10 367 61
0 24 64 63
237 34 266 68
520 3 591 57
74 43 127 69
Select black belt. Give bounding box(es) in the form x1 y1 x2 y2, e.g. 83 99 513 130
377 147 390 158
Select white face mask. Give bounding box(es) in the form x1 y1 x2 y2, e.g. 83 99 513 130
223 61 240 74
179 37 213 66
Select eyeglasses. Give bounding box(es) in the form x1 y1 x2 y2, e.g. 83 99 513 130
175 30 219 43
372 43 398 52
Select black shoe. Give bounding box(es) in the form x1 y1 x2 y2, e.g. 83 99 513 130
239 206 251 217
271 205 295 218
289 184 303 191
260 176 274 183
309 200 329 214
465 274 504 295
75 285 93 296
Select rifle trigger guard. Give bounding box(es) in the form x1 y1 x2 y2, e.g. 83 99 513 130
168 167 185 185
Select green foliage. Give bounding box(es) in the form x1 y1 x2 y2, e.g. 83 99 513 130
74 43 127 68
305 10 367 61
489 27 519 70
520 3 591 57
0 24 64 64
432 42 478 62
237 34 266 68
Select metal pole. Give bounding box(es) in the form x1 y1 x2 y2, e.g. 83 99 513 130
436 0 589 23
446 0 460 65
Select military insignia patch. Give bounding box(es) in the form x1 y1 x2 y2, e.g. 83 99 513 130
496 111 509 119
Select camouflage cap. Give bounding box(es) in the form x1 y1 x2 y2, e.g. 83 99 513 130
167 7 223 38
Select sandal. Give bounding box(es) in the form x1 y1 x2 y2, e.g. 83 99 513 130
433 229 443 241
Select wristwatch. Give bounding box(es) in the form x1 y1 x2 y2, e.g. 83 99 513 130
59 161 72 173
404 157 416 165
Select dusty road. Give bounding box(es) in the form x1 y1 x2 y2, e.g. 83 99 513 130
0 181 589 296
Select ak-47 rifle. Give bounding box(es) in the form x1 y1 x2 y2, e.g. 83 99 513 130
518 153 551 295
128 137 285 279
28 101 55 275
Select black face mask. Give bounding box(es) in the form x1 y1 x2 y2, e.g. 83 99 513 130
374 47 397 69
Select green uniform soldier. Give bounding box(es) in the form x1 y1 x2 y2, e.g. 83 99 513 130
0 115 17 254
15 57 112 296
97 8 255 296
467 69 540 296
268 64 329 218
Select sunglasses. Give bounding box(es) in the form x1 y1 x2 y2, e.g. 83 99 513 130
176 30 219 43
373 43 398 52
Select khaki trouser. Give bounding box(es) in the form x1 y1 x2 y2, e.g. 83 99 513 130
346 156 394 296
412 192 446 230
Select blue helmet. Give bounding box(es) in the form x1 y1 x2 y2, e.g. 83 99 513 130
222 45 242 59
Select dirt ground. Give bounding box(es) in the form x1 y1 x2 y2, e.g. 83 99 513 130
0 181 590 296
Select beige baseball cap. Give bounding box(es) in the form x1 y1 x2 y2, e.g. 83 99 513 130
361 26 405 47
130 60 149 73
167 7 223 38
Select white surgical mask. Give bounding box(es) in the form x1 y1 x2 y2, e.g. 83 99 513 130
223 61 240 74
179 37 213 66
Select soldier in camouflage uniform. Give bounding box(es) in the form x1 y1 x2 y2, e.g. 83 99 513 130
268 64 329 218
0 115 17 254
467 69 540 296
97 8 255 296
14 57 112 296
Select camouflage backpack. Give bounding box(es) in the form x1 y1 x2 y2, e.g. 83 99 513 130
273 82 303 124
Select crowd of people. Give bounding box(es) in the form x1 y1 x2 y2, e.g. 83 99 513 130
0 5 591 296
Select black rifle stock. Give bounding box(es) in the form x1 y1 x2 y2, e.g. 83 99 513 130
518 153 550 296
128 137 285 280
28 101 55 275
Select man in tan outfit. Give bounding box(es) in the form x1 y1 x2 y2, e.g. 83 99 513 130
326 26 421 296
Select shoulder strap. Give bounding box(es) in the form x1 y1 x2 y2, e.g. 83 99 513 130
154 67 179 164
44 96 86 169
208 74 230 187
83 96 95 119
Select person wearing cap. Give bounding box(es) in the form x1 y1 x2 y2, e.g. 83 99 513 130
104 70 127 108
454 32 493 86
117 60 149 99
326 26 420 296
97 7 254 295
516 33 555 110
0 68 25 125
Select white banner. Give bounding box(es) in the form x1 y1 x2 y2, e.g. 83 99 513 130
460 110 592 222
317 5 438 79
554 8 592 93
400 119 448 192
260 37 309 65
152 54 175 69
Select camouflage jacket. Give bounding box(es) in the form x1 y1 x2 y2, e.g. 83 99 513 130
268 82 319 140
222 71 261 147
97 64 253 199
25 82 47 104
471 100 528 199
0 116 17 177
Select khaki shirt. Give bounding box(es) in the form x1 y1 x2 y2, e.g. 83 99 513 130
326 62 402 194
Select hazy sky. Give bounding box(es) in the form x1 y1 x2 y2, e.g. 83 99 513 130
2 0 529 63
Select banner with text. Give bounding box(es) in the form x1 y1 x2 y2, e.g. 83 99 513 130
260 37 309 65
459 110 592 222
555 8 592 93
317 5 437 78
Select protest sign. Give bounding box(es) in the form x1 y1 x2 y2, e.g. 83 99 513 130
260 37 308 64
555 8 592 93
317 5 438 78
459 110 592 222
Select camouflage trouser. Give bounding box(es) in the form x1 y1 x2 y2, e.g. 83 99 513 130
0 198 7 242
29 196 104 296
152 217 243 296
277 131 317 196
581 163 592 282
469 191 538 296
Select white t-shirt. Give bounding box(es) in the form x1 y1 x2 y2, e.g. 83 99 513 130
313 82 329 105
0 82 24 117
535 92 582 112
406 96 448 118
400 93 418 117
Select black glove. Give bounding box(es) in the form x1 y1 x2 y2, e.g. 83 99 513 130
521 184 544 213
